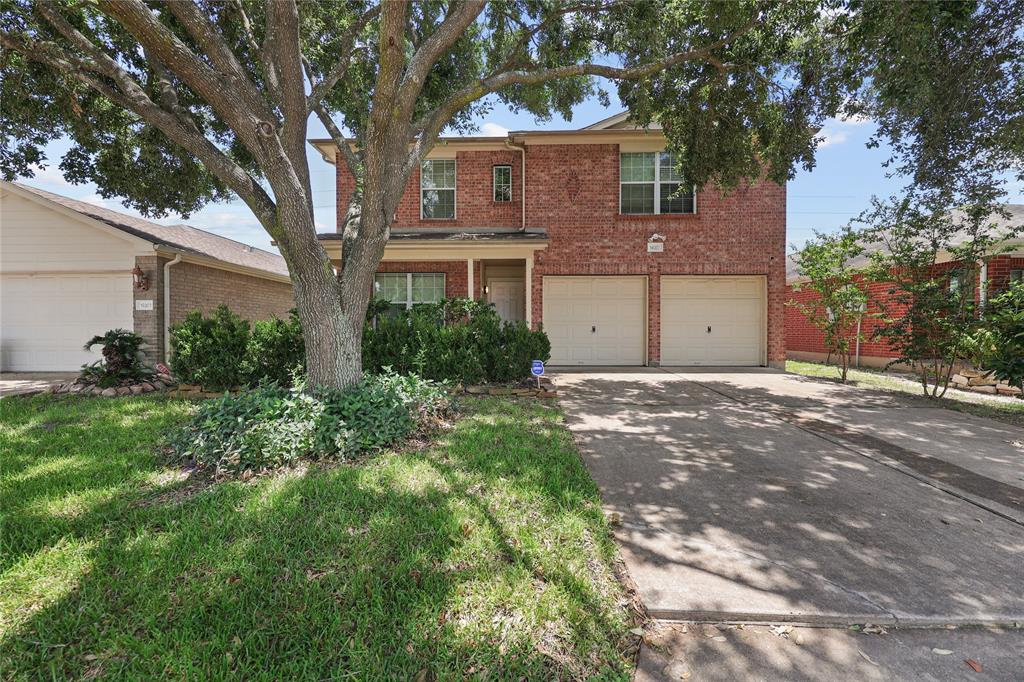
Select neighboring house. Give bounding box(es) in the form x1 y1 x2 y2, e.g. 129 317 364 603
786 206 1024 367
312 111 787 367
0 181 293 371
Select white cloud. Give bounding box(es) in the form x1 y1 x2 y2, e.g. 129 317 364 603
817 129 849 149
479 122 510 137
27 163 72 188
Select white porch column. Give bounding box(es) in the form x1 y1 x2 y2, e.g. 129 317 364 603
467 258 474 299
525 254 534 328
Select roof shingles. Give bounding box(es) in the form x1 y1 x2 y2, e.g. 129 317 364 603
12 182 288 277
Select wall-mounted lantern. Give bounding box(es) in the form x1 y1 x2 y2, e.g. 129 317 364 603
131 265 150 291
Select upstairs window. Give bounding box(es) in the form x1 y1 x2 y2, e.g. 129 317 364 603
493 165 512 202
374 273 446 316
620 152 695 215
421 160 456 219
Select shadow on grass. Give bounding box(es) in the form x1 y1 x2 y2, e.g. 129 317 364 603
0 395 631 680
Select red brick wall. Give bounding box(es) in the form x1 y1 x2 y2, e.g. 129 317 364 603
337 150 522 229
336 142 787 366
987 255 1024 294
523 144 786 364
786 275 902 360
784 259 1013 362
168 261 294 327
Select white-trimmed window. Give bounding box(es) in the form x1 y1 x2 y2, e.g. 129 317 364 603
374 273 446 315
1010 269 1023 283
620 152 695 215
493 165 512 202
421 160 456 219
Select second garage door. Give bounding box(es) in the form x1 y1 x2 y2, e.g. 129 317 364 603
543 276 646 365
0 273 134 371
661 276 764 366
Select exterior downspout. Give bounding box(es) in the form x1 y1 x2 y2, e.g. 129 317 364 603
505 136 527 231
162 252 182 363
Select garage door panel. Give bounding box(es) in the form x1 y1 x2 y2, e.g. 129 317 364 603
544 276 646 366
1 273 134 371
661 276 764 367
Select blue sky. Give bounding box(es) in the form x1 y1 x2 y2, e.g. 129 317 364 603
18 94 1021 255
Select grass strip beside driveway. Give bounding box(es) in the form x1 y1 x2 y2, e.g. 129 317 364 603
787 360 1024 428
0 394 631 680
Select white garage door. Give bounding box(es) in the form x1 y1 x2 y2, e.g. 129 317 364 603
661 276 764 366
1 273 134 371
543 276 646 365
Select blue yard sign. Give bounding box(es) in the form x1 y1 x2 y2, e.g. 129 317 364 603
531 360 545 377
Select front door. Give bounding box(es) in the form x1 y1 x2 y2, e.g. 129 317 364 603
488 279 525 323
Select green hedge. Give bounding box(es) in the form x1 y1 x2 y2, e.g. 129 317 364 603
169 299 550 389
363 299 550 384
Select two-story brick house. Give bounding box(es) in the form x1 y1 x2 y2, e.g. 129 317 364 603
313 112 787 367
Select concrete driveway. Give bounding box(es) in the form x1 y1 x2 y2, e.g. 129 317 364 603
555 368 1024 626
0 372 75 397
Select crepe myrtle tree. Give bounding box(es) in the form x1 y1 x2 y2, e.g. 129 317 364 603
0 1 863 388
789 228 869 383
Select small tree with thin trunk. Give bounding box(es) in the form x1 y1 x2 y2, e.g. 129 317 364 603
862 195 1018 398
789 229 868 382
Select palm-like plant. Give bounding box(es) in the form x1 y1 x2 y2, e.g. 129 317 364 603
83 329 154 387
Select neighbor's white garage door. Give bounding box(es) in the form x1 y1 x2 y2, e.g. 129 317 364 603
0 273 134 371
543 276 646 365
661 276 764 366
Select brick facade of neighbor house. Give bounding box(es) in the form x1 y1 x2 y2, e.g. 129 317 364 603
786 254 1024 366
132 255 294 361
166 260 294 325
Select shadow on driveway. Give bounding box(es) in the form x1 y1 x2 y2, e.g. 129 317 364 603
554 368 1024 626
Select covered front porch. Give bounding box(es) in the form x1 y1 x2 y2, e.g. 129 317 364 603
318 228 548 325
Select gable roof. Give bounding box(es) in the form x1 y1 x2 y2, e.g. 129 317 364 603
786 204 1024 282
5 182 289 279
580 111 662 130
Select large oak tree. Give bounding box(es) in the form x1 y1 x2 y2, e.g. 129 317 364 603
2 0 1020 388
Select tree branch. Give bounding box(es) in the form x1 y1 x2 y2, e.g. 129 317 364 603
410 12 762 157
394 0 487 120
164 0 254 89
95 0 275 136
0 26 277 229
306 4 381 111
313 103 363 181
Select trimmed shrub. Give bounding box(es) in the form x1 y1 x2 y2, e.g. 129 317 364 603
241 311 305 386
170 299 551 389
167 371 452 474
81 329 155 387
169 305 250 391
363 298 551 384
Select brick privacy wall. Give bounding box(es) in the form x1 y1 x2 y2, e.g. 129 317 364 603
786 275 903 360
335 144 787 365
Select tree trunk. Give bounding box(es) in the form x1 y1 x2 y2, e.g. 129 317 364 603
273 196 363 390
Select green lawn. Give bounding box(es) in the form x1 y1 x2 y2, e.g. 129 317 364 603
787 360 1024 427
0 394 632 680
